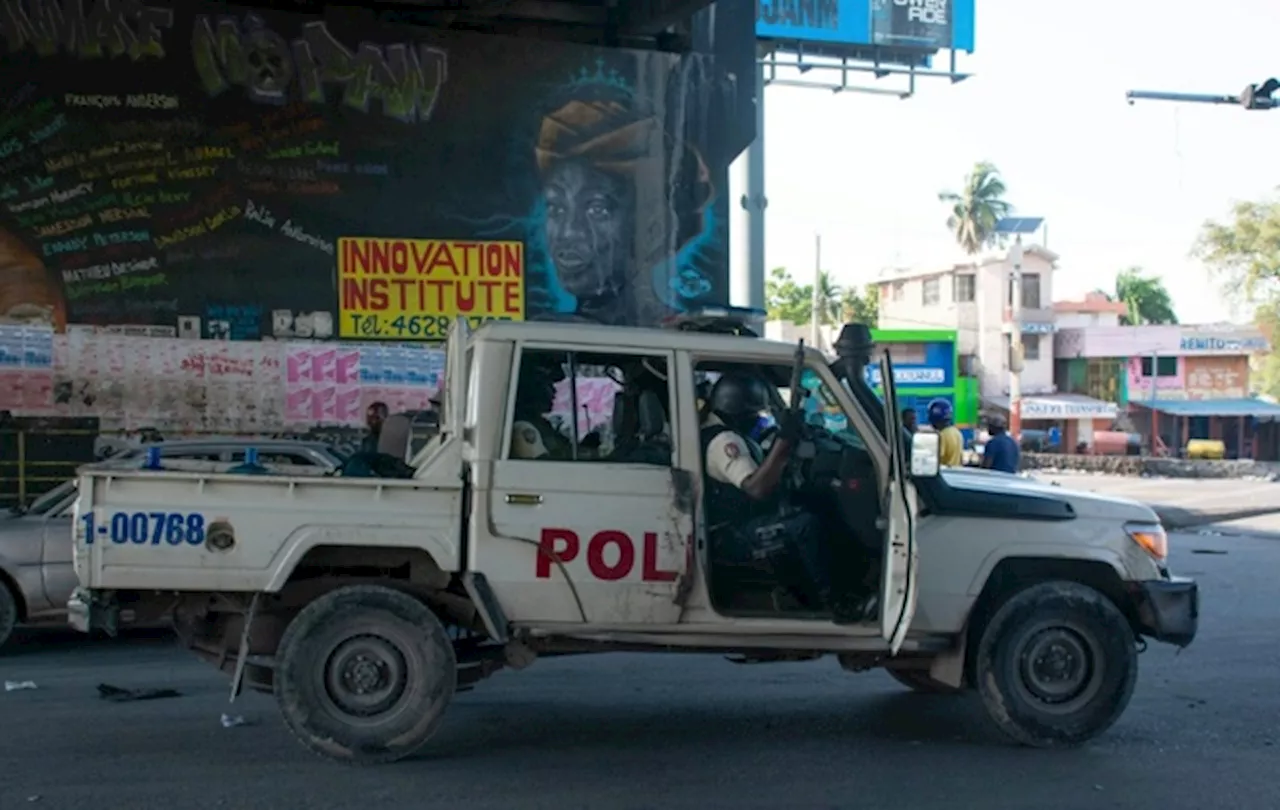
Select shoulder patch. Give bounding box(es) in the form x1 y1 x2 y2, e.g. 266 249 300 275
521 426 539 445
724 441 740 459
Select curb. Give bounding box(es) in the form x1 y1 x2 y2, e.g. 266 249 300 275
1152 504 1280 530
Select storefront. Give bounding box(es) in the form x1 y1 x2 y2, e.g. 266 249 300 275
1130 398 1280 460
983 394 1118 451
869 329 977 438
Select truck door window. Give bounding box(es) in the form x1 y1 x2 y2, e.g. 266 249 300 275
508 349 673 465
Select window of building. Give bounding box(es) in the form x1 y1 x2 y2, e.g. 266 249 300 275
1085 358 1123 403
1004 333 1041 363
922 278 940 306
1008 274 1041 308
1140 356 1179 377
953 274 975 303
506 349 672 465
1023 334 1041 360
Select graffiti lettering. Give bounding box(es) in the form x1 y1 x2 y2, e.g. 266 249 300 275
125 92 178 109
280 219 333 254
0 136 23 158
0 0 173 60
64 93 121 108
110 172 158 189
33 212 92 237
264 140 339 159
61 256 159 284
192 14 448 123
27 112 66 143
92 229 149 246
244 198 276 228
7 179 93 212
0 98 54 139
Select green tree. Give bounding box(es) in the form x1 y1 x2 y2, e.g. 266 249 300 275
1193 193 1280 397
938 161 1013 257
1113 267 1179 325
1193 195 1280 303
765 267 873 326
765 266 811 323
841 283 880 328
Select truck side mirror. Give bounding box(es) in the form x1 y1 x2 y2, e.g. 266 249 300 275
911 432 941 478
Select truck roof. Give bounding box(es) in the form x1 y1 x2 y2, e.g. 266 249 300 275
472 320 829 364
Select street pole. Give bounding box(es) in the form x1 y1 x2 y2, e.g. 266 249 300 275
1008 237 1024 440
811 232 822 349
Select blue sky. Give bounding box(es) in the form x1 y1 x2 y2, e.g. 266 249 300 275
747 0 1280 323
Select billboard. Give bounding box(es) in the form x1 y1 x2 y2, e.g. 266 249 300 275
756 0 975 52
0 2 735 340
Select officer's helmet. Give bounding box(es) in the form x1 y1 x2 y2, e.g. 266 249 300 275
926 398 953 427
709 374 766 431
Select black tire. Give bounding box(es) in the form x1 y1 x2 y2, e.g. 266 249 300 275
886 667 963 695
274 584 457 764
974 580 1138 748
0 583 17 652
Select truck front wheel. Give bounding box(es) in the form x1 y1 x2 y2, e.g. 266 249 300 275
974 580 1137 748
274 584 457 764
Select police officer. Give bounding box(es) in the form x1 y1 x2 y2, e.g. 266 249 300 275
510 361 575 461
701 374 868 622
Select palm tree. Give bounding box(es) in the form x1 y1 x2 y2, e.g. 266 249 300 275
814 270 843 325
938 161 1013 256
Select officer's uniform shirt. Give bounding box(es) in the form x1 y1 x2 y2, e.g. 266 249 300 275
703 414 760 488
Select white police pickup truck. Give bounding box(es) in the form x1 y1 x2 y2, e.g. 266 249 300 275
69 315 1198 764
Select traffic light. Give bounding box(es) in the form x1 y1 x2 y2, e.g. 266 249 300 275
1240 78 1279 110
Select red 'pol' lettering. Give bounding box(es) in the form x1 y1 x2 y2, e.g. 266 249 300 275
536 528 680 582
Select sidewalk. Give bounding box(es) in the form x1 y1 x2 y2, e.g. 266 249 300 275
1152 503 1280 530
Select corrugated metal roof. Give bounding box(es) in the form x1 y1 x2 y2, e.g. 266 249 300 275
1135 398 1280 418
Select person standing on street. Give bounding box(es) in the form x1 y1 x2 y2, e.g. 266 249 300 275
901 407 918 434
981 414 1021 474
360 402 389 454
927 399 964 468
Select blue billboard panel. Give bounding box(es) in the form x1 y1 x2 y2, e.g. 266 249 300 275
865 341 955 388
756 0 974 52
756 0 871 46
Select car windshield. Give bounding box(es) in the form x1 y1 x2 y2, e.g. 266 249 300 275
24 479 76 515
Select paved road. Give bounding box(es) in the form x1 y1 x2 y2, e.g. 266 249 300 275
1036 472 1280 521
1 531 1276 810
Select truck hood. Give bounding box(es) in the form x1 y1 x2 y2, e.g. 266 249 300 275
939 468 1158 523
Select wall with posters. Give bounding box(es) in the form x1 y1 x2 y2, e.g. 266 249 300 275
0 323 443 431
0 1 733 342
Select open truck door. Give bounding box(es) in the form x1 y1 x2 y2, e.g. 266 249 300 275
444 316 473 438
877 352 919 654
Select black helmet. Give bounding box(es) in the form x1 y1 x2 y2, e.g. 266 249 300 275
709 374 766 429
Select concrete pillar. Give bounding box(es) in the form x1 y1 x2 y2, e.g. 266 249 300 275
729 66 766 311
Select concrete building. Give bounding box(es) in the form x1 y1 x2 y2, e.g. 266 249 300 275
1053 292 1128 330
1054 323 1280 458
876 245 1059 399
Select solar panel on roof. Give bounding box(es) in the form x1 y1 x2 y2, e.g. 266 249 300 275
995 217 1044 234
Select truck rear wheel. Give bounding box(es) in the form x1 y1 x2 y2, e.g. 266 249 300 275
974 580 1137 748
274 584 457 764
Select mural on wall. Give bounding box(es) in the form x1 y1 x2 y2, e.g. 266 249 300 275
1184 356 1249 400
0 1 730 343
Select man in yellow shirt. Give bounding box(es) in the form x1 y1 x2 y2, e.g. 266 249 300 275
927 399 964 468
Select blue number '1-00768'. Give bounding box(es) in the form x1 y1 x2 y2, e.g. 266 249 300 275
81 511 206 546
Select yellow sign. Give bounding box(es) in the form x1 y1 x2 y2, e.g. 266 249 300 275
337 237 525 340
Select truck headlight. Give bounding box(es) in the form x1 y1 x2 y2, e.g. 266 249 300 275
1125 522 1168 562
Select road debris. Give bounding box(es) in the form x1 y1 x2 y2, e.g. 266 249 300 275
220 713 253 728
97 683 182 702
4 680 38 691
